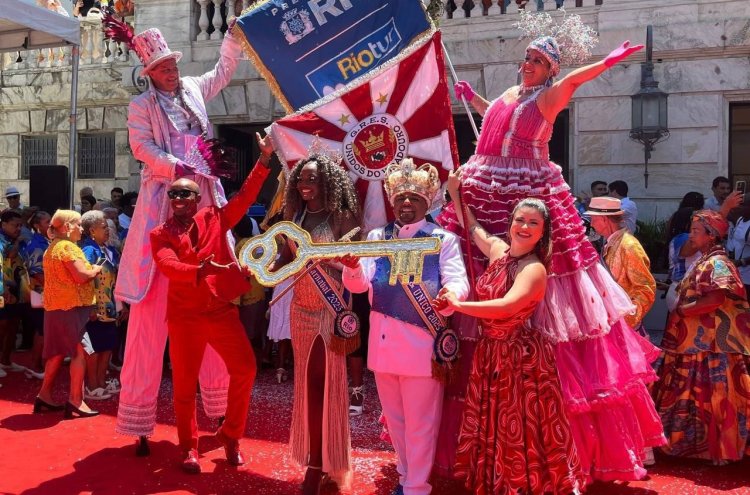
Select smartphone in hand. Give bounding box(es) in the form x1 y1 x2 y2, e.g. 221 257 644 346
736 180 746 196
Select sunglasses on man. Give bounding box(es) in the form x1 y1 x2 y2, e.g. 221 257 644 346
167 189 198 200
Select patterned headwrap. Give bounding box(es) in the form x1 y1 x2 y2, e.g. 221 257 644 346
527 36 561 78
692 209 729 240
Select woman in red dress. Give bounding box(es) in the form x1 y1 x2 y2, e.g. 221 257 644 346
435 172 584 494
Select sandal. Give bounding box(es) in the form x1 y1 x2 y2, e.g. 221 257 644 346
349 385 364 416
276 367 288 383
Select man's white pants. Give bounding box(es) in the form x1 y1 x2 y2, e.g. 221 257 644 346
115 272 229 437
375 372 444 495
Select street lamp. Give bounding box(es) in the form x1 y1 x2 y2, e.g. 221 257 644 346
629 25 669 188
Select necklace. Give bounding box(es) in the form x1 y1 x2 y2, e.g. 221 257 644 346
305 206 325 214
519 83 545 94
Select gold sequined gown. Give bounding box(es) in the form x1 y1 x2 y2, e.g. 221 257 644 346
289 219 351 483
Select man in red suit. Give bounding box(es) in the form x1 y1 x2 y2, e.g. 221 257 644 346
150 137 272 473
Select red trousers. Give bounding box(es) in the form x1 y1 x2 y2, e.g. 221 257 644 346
168 303 256 450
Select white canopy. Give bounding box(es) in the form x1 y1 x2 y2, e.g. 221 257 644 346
0 0 81 208
0 0 80 53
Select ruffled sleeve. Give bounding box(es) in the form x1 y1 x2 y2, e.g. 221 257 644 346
695 256 745 299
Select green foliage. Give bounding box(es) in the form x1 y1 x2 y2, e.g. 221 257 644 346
635 218 669 274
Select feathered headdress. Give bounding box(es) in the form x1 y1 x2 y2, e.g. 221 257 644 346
514 9 598 67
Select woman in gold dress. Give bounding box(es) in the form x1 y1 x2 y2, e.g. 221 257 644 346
275 150 361 494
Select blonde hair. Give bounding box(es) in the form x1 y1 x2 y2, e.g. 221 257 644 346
48 209 81 240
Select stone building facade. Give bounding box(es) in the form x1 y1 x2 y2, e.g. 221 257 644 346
1 0 749 220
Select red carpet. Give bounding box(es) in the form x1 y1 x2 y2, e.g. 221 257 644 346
0 355 748 495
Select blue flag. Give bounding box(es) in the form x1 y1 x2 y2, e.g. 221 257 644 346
235 0 433 112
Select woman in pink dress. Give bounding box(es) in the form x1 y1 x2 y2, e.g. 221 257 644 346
437 36 666 482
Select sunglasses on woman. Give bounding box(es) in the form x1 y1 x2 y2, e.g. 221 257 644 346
167 189 197 200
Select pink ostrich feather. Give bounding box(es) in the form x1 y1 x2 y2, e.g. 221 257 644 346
196 136 237 179
101 12 135 51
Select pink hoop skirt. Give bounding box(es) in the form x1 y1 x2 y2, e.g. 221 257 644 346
435 91 666 481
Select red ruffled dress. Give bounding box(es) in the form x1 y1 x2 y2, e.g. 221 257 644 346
454 253 585 494
437 88 666 482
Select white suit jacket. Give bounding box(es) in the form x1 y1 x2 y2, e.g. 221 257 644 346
115 34 242 304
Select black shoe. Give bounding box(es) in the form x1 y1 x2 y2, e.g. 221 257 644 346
181 449 201 474
391 485 404 495
33 397 65 413
136 436 150 457
63 402 99 419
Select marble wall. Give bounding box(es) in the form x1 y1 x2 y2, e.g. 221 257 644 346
1 0 749 218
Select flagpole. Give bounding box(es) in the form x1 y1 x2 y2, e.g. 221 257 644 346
440 40 479 140
439 38 478 295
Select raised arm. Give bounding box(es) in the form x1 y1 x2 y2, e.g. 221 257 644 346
192 26 243 102
539 41 643 122
220 133 273 229
446 169 507 259
454 81 490 117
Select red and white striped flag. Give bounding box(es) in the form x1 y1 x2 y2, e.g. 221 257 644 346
268 32 459 233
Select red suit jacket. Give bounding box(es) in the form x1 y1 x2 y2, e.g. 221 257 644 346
150 162 270 315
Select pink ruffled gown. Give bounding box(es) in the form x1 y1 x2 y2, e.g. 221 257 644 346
436 88 666 482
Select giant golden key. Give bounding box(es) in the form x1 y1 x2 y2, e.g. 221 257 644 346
239 221 441 287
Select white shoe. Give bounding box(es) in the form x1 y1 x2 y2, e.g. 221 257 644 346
25 369 45 380
643 447 655 466
85 387 112 401
105 378 121 394
0 362 25 372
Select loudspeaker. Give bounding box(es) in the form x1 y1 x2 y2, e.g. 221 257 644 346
29 165 70 214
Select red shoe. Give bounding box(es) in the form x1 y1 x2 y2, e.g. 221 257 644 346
215 428 245 466
181 449 201 474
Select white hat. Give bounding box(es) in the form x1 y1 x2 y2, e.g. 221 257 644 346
5 186 20 198
133 28 182 77
585 196 623 216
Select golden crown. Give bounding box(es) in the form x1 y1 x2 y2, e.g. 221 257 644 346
362 131 386 153
383 158 440 206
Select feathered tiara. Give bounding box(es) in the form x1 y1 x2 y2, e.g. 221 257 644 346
514 9 598 66
306 135 343 165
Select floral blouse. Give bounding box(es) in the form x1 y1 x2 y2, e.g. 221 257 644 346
42 239 95 311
